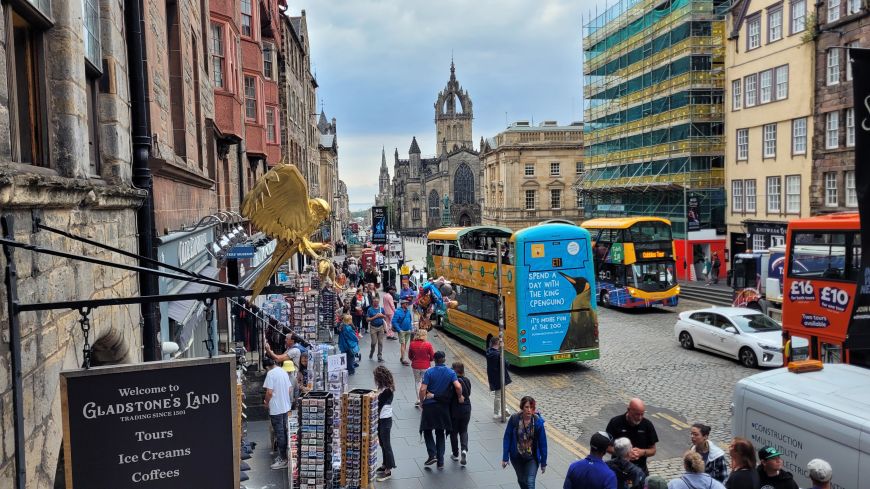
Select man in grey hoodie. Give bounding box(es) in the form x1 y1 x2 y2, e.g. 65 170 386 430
668 451 725 489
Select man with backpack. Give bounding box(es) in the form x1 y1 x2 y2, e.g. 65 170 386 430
419 351 464 469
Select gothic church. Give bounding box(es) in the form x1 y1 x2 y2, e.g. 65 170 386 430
376 62 482 234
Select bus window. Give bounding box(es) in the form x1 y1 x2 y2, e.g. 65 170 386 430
789 336 810 361
630 221 673 242
847 234 862 281
448 244 461 258
821 343 843 363
788 232 849 280
631 262 677 290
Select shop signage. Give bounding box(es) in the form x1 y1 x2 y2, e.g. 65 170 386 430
60 356 238 489
597 204 625 212
177 231 210 268
226 245 255 259
371 206 388 244
746 222 787 237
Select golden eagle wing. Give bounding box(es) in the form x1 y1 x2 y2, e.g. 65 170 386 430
241 164 312 241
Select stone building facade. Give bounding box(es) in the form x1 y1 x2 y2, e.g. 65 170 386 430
383 62 483 234
724 0 817 254
812 1 867 214
318 112 340 242
481 121 585 230
0 0 144 486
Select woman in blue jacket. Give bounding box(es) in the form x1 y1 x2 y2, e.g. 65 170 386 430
502 396 547 489
335 314 360 375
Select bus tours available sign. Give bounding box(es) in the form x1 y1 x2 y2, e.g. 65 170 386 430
60 356 238 489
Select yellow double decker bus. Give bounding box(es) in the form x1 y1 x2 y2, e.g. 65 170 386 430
581 217 680 308
427 224 600 367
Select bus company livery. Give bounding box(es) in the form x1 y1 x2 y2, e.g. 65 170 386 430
426 223 599 367
581 217 680 308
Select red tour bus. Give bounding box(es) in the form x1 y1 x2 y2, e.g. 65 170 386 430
781 212 869 367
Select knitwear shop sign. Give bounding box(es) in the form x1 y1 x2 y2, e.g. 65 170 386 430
60 356 238 489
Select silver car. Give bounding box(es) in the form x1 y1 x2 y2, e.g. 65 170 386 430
674 307 783 368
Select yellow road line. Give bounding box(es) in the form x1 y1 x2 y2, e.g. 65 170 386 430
655 412 691 429
436 331 590 458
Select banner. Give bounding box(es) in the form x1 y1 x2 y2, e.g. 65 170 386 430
687 195 700 232
60 357 238 489
371 206 387 244
846 48 870 351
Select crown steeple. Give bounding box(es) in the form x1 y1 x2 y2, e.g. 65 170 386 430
434 60 473 155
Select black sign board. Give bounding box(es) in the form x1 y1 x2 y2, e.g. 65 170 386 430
60 356 238 489
687 195 700 232
371 206 388 244
746 221 787 237
847 48 870 351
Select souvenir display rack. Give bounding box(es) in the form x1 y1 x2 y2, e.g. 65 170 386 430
340 389 379 489
296 391 335 489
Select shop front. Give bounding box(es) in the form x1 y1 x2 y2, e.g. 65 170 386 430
743 220 788 252
157 225 220 358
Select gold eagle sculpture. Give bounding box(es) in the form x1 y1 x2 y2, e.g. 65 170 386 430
241 163 334 298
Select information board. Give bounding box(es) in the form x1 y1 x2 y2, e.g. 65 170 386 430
60 356 238 489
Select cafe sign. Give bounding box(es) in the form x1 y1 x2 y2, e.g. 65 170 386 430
60 356 238 489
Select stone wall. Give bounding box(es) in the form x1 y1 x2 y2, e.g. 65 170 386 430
0 0 144 486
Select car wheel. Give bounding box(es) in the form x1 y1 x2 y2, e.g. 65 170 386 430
679 331 694 350
739 347 758 368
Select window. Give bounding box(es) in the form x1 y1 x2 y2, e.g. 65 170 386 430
792 118 807 154
550 189 562 209
767 176 781 213
86 77 100 176
454 163 475 204
826 112 839 149
211 23 224 88
847 43 856 80
788 232 861 281
753 234 768 252
7 8 48 166
263 42 274 80
83 0 101 69
768 7 783 42
847 108 855 147
786 175 801 213
266 107 276 143
745 74 757 107
747 15 761 49
763 124 777 158
241 0 253 37
576 190 583 209
825 172 838 207
737 128 749 160
847 0 861 14
760 70 773 104
576 161 584 174
827 49 840 85
791 0 806 33
828 0 841 22
732 79 742 110
732 180 744 212
550 161 560 176
524 163 534 176
244 76 257 120
775 65 788 100
846 171 857 207
525 190 536 210
745 180 757 212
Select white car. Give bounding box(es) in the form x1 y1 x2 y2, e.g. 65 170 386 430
674 307 784 368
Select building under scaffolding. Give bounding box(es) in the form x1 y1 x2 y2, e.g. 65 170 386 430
579 0 729 249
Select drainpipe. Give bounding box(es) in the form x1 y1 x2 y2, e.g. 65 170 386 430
126 0 160 361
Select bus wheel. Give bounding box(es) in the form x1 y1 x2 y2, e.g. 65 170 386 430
679 331 694 350
598 291 608 307
739 347 758 368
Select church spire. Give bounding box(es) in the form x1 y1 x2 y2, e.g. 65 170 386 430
381 146 387 170
450 58 456 82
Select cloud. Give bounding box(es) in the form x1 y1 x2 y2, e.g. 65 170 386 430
292 0 609 206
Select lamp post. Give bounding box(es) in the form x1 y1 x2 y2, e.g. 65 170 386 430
497 238 506 423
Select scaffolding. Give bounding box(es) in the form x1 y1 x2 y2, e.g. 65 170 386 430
578 0 728 236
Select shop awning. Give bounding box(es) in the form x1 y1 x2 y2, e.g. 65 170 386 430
167 266 221 325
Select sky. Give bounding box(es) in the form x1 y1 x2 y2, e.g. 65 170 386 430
290 0 610 210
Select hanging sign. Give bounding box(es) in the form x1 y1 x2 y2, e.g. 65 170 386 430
371 206 388 244
60 356 238 489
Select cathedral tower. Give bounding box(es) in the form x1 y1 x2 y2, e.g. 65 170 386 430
378 147 390 195
434 61 473 155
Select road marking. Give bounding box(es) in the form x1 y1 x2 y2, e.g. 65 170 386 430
436 330 590 458
655 412 691 430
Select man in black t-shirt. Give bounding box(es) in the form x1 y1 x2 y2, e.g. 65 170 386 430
605 398 658 475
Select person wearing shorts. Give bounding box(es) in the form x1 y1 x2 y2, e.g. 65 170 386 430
392 297 414 365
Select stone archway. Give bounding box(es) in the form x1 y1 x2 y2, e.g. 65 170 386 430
458 213 472 227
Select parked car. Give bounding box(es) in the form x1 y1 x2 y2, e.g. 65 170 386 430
674 306 783 368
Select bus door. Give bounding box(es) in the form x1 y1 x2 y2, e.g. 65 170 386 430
519 237 597 355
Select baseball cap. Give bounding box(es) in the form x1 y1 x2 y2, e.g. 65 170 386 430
644 475 667 489
758 446 782 461
589 431 613 452
807 459 833 482
282 360 297 373
434 350 446 362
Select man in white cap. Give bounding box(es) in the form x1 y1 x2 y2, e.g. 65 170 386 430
807 459 832 489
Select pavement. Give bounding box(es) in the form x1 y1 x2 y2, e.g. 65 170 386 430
243 327 582 489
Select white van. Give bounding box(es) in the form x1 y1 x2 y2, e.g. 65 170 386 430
732 364 870 489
